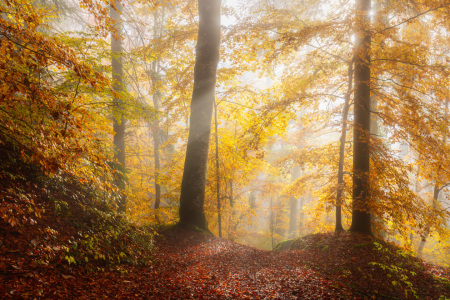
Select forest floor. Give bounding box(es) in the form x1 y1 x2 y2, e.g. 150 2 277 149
1 145 449 299
1 225 450 299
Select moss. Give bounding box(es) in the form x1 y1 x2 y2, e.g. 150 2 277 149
273 239 295 252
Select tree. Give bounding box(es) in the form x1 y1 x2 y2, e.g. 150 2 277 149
336 61 353 233
178 0 221 230
214 100 222 237
150 9 165 210
287 166 300 238
0 0 112 180
221 0 449 244
111 0 127 213
349 0 372 234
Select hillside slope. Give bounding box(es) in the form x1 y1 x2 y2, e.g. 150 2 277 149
2 223 449 299
0 145 449 299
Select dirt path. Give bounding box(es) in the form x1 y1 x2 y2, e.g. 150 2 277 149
2 227 449 299
119 228 354 299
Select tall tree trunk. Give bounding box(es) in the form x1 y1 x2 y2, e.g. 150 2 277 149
411 164 421 248
228 125 237 240
111 0 126 213
151 70 161 209
178 0 221 230
214 100 222 237
336 61 353 233
270 197 275 249
151 11 164 210
350 0 372 234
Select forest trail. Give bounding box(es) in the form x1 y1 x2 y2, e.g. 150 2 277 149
1 226 449 299
147 227 353 299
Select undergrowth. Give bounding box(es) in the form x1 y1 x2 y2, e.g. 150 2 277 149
0 142 154 270
277 233 450 299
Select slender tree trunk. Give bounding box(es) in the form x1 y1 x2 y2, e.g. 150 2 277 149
214 100 222 237
151 74 161 209
229 179 234 207
228 125 237 240
270 197 274 249
229 125 237 208
111 0 126 213
349 0 372 234
151 11 164 210
411 164 421 248
288 166 300 238
336 61 353 233
178 0 221 230
298 197 304 236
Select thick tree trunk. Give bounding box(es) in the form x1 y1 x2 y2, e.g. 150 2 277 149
178 0 221 230
111 0 126 213
349 0 372 234
335 61 353 233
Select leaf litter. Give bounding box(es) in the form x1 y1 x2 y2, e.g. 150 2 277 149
1 226 449 299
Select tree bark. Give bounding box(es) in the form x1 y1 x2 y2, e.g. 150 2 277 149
336 61 353 233
288 166 300 238
151 11 164 210
111 0 126 213
178 0 221 230
349 0 372 234
214 100 222 237
151 68 161 209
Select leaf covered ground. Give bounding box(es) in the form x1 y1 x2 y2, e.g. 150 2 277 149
0 150 448 299
1 224 450 299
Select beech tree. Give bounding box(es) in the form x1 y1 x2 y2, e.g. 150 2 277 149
111 0 127 212
178 0 221 230
150 8 165 210
335 61 353 233
349 0 372 234
2 0 450 263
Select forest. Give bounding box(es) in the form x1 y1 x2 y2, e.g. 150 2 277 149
0 0 450 299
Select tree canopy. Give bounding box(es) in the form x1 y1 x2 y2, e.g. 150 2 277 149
1 0 450 268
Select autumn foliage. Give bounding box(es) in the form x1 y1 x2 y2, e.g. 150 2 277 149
0 0 450 298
